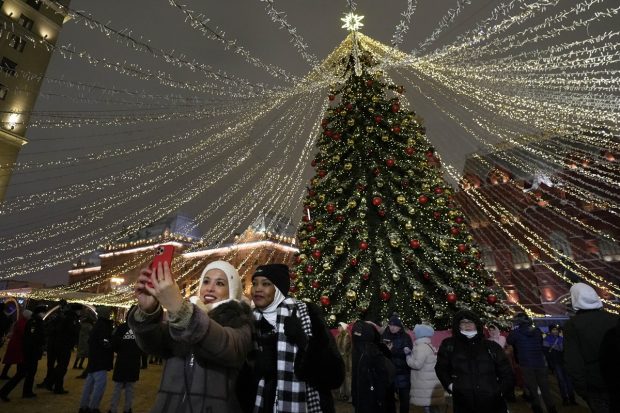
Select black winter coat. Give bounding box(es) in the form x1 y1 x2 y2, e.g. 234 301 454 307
111 322 142 382
506 323 546 368
382 328 412 388
87 318 114 373
23 316 45 361
435 310 513 413
563 308 619 394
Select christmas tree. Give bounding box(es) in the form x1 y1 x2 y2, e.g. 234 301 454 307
292 43 509 329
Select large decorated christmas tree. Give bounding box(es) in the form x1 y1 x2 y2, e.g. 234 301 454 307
292 26 509 329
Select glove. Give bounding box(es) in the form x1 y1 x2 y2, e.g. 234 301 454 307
284 309 307 350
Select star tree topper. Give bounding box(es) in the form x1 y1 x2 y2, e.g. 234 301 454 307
341 12 364 32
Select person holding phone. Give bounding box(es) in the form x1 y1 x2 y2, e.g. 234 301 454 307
128 259 253 413
248 263 344 413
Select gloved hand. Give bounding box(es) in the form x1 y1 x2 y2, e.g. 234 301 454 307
284 308 307 350
403 347 411 355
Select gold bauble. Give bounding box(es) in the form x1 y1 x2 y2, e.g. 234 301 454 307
332 155 340 162
419 160 428 169
301 241 308 248
359 212 366 219
315 220 324 228
408 207 416 215
436 198 446 206
413 290 424 300
374 71 383 78
392 272 400 281
340 110 347 116
401 118 410 126
405 221 413 230
372 95 380 103
375 256 383 263
323 262 332 270
311 178 319 186
422 184 431 192
346 290 357 301
347 139 355 146
390 238 400 248
448 210 459 218
348 200 357 209
470 291 481 301
335 245 344 254
366 125 374 133
309 200 317 208
407 138 415 146
329 315 336 322
336 187 343 194
381 135 390 142
344 163 353 171
377 181 384 188
318 194 325 202
407 169 415 176
368 107 375 113
299 254 307 262
396 195 406 204
467 235 474 242
361 267 370 274
439 240 449 250
347 118 355 126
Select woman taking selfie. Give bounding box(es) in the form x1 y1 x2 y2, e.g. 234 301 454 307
129 259 253 413
249 263 344 413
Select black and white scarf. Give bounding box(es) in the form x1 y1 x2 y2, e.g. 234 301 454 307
253 297 322 413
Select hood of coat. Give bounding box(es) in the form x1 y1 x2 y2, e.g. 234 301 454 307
208 300 254 330
451 310 483 338
351 320 381 344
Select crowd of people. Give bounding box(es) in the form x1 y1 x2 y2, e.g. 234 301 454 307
0 262 618 413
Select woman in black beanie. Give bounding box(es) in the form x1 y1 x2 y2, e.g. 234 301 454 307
248 263 344 413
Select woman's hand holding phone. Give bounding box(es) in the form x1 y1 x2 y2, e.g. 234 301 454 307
135 267 159 313
141 261 184 314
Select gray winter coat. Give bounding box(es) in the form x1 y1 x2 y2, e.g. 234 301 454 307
128 300 253 413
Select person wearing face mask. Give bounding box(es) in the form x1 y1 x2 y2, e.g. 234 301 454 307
435 310 513 413
249 263 344 413
381 314 412 413
128 260 253 413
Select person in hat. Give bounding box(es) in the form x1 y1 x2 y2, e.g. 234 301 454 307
507 313 558 413
0 307 45 402
563 282 619 413
128 260 253 412
335 322 352 401
407 323 445 413
543 324 576 405
435 310 513 413
249 263 344 413
381 314 412 413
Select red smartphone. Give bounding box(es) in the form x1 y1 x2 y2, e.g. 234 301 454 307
146 245 175 287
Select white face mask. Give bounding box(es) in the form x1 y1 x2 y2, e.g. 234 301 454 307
460 329 477 338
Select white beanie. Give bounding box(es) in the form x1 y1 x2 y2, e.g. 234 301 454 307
570 282 603 310
190 260 241 310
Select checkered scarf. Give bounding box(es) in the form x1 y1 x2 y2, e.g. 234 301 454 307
253 297 322 413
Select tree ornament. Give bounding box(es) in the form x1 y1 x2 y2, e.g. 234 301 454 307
366 79 374 87
347 118 355 126
372 95 380 103
380 291 391 301
307 188 316 196
322 262 332 270
457 244 467 253
418 195 429 205
336 214 345 222
392 272 400 281
361 271 370 281
372 196 383 206
311 178 319 186
447 292 457 304
396 195 406 204
391 103 400 113
328 94 335 101
345 103 353 110
405 221 413 230
348 200 357 209
318 170 327 178
396 85 405 94
305 265 314 273
346 290 357 301
390 237 400 248
309 236 318 245
334 244 344 254
326 203 336 214
408 207 416 215
311 280 320 289
381 134 390 142
289 285 298 294
413 290 424 300
365 125 374 133
405 147 415 156
332 133 341 141
350 258 358 267
434 187 443 194
386 158 395 167
374 115 383 123
392 125 401 134
312 250 321 259
401 179 410 189
455 216 464 224
450 227 460 236
470 291 480 301
409 239 421 249
433 211 441 219
377 209 386 218
344 163 352 171
318 194 325 202
320 295 331 306
359 241 369 250
487 294 498 305
436 198 446 206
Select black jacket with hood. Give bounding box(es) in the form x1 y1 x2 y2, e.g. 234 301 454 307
435 310 513 413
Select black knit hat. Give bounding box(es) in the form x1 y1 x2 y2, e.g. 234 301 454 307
252 264 290 296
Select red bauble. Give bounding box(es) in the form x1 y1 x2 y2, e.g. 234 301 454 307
405 147 415 156
362 272 370 281
386 158 395 167
447 292 457 304
311 279 320 289
434 187 443 194
366 80 374 87
302 215 310 222
450 227 460 236
309 236 318 245
373 167 381 176
305 265 314 273
328 94 335 101
289 271 297 280
380 291 391 301
377 210 386 218
310 159 317 167
307 189 316 197
306 224 315 232
359 241 369 250
294 256 302 264
426 150 435 158
326 203 336 214
336 214 345 222
345 103 353 110
374 115 383 123
455 216 464 224
321 118 328 127
457 244 467 253
433 211 441 219
392 125 401 134
401 179 410 189
418 195 429 204
372 196 383 206
350 258 358 267
487 294 498 305
422 272 431 281
289 285 298 293
391 103 400 113
324 130 333 137
332 133 341 141
312 250 321 259
320 295 331 306
318 170 327 178
409 239 421 249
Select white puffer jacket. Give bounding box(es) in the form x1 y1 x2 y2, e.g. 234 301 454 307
406 337 445 407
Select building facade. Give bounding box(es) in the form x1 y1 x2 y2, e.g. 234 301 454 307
0 0 70 200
